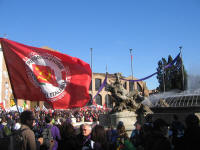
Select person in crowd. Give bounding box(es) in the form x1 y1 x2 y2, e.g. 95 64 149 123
13 117 21 130
178 114 200 150
115 121 136 150
144 114 153 127
58 122 80 150
169 114 185 150
106 125 118 146
130 121 143 149
91 124 110 150
42 115 61 150
144 118 171 150
77 123 94 150
0 116 5 138
20 110 43 150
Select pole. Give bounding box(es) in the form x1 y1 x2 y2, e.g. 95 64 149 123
0 38 20 113
179 46 184 90
90 48 93 104
129 48 133 80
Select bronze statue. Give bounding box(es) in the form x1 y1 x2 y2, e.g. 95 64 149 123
106 73 152 114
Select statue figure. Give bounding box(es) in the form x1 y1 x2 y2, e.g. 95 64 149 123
106 73 152 114
155 98 169 107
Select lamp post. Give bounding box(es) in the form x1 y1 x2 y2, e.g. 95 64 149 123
129 48 133 80
90 48 93 104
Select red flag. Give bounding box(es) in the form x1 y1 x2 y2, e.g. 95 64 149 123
0 38 92 109
0 103 4 110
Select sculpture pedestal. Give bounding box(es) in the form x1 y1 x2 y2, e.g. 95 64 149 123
110 110 137 137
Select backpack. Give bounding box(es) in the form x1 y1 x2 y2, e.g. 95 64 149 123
42 125 53 149
9 128 27 150
0 128 27 150
3 125 11 136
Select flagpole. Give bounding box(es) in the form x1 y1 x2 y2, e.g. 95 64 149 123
129 48 133 80
90 48 93 105
0 38 20 114
179 46 184 90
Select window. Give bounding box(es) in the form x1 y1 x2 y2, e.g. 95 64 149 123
95 78 101 91
105 94 113 108
129 81 134 91
137 82 142 92
96 94 102 105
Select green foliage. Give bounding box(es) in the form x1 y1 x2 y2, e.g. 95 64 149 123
156 54 187 91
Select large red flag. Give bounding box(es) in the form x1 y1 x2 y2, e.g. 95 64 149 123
0 38 92 109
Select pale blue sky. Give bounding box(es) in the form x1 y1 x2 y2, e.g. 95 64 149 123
0 0 200 90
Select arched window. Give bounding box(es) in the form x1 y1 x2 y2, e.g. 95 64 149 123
123 82 127 89
96 94 102 105
95 78 101 91
105 94 113 108
137 82 142 92
129 81 134 91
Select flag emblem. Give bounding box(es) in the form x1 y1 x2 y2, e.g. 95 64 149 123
25 53 71 102
32 64 58 86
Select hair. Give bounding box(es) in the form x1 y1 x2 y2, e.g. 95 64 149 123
45 115 52 123
173 114 178 120
63 122 76 138
185 114 199 128
20 110 34 124
117 123 129 139
83 123 92 131
91 125 109 150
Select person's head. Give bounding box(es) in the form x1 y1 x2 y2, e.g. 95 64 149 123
153 118 169 136
20 110 35 128
185 114 199 128
117 122 128 139
45 115 52 124
134 122 142 130
82 124 92 137
63 122 75 138
91 125 106 145
117 121 124 130
145 114 153 123
173 114 178 120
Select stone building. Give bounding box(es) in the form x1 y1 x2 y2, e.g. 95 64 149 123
0 45 149 110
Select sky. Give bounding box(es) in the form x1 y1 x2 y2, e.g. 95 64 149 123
0 0 200 90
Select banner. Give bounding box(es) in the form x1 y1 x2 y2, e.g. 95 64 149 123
0 38 92 109
93 73 107 100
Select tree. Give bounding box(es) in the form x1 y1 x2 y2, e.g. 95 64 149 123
156 58 167 91
156 54 187 91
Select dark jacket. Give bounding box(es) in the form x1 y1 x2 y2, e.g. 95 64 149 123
144 130 171 150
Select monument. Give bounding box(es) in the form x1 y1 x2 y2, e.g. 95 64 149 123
100 73 152 135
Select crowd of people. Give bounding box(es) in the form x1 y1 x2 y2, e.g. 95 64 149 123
0 107 200 150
